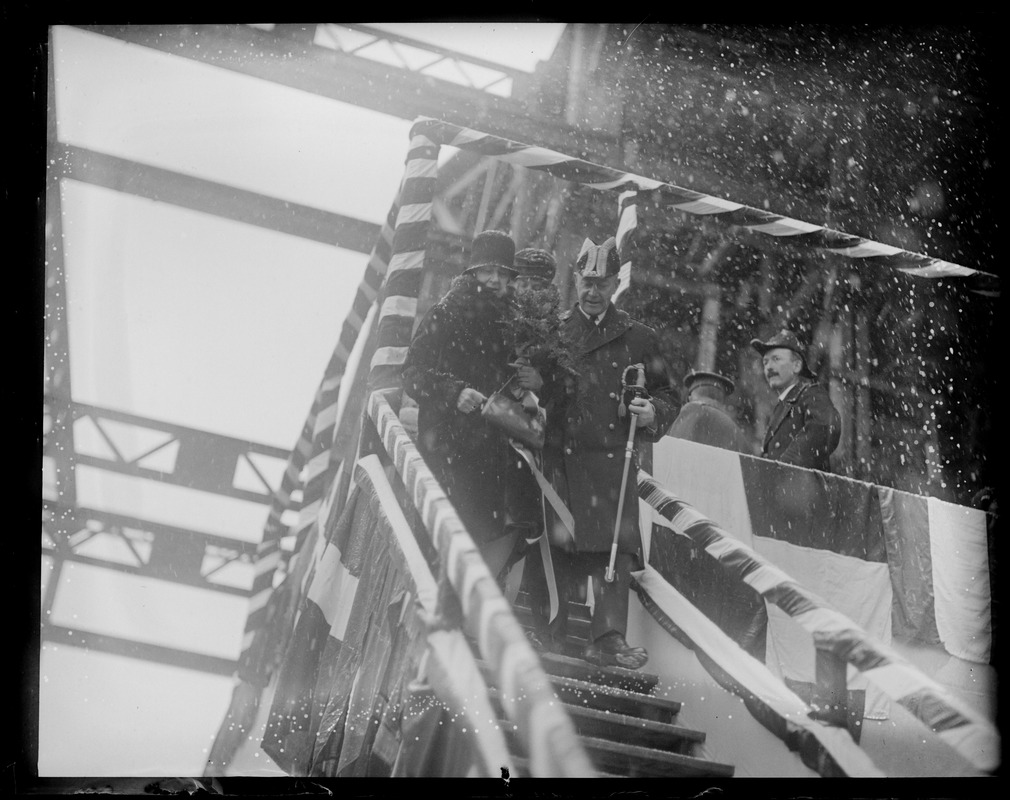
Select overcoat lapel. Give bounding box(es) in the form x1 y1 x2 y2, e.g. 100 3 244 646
762 381 808 449
567 305 632 355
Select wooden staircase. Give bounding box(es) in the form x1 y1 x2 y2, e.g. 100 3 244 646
480 592 735 779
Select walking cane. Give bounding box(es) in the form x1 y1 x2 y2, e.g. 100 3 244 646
605 364 647 583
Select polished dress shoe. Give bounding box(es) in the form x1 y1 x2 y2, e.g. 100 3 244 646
582 631 648 670
524 629 546 650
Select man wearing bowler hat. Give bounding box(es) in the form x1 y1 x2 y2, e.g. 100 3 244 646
528 235 679 669
750 328 841 472
668 369 753 454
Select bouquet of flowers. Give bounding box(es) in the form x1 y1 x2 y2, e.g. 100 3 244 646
505 287 579 379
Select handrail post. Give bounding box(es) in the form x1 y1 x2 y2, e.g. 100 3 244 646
810 647 849 731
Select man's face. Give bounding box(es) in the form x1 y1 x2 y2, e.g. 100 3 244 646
512 274 553 295
762 347 803 392
471 265 512 297
576 274 618 316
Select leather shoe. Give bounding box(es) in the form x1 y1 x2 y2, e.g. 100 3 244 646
582 631 648 670
524 629 546 650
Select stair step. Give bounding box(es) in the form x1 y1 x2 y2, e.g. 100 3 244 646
482 665 682 726
564 704 705 754
536 650 659 695
498 719 731 779
578 734 735 778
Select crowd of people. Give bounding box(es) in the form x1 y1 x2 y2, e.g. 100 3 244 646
401 228 842 670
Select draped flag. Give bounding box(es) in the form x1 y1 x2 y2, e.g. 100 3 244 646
236 194 400 687
367 390 594 777
225 113 998 777
613 186 641 303
238 113 997 688
260 454 513 777
632 563 885 778
640 437 998 774
368 122 440 393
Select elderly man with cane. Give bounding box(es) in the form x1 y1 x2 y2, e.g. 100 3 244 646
530 236 679 669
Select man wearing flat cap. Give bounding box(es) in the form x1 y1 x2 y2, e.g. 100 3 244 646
751 328 841 472
668 369 753 454
527 235 679 669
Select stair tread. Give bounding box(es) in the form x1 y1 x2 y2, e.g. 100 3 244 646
478 659 682 719
565 703 706 743
537 650 659 693
578 734 735 778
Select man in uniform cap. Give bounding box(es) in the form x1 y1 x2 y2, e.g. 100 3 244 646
664 368 767 659
525 235 679 669
750 328 841 472
667 369 753 454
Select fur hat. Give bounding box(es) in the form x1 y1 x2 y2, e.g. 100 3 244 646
465 230 517 274
574 236 621 279
750 328 815 378
514 247 557 280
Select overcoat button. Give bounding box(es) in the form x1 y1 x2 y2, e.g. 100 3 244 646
612 361 618 368
608 423 615 430
565 448 573 455
609 392 616 399
608 452 614 458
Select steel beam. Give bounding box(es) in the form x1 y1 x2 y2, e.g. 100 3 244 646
74 24 621 163
55 143 381 253
52 399 295 506
42 625 237 676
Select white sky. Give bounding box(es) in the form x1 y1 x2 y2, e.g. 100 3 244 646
42 22 565 777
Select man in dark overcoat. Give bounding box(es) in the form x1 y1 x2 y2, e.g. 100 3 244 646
667 369 753 454
664 369 767 659
534 236 679 669
750 328 841 472
402 230 531 578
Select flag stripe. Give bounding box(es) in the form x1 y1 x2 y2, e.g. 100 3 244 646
639 472 1000 773
237 189 401 678
367 389 594 777
409 116 990 280
634 564 884 777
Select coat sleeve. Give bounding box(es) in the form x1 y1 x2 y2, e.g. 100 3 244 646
778 386 841 468
401 304 466 415
640 329 680 442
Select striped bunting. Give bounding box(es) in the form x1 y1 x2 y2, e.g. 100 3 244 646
236 192 400 680
638 472 1000 774
368 120 441 393
356 455 514 777
412 116 994 281
613 187 640 302
367 389 594 777
633 564 884 777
